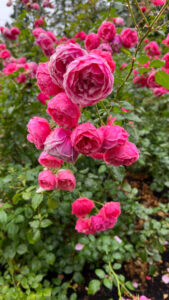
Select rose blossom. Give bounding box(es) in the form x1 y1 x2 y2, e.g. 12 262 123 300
91 215 106 232
133 74 149 88
27 117 51 149
47 92 81 129
150 0 166 5
38 152 64 169
120 28 138 48
144 41 160 57
112 17 124 26
90 152 104 160
36 62 62 96
104 140 139 166
98 21 116 42
153 87 169 97
32 28 46 38
110 34 122 53
75 243 84 250
74 31 87 40
91 49 115 73
75 218 94 234
57 169 76 191
31 3 40 9
162 34 169 47
147 71 161 88
38 170 57 190
0 43 6 51
48 43 86 88
162 53 169 68
85 33 100 52
0 50 11 59
98 125 129 152
11 27 20 35
71 122 103 155
99 202 121 219
37 93 49 105
98 43 112 54
63 54 114 106
44 128 78 163
72 197 95 217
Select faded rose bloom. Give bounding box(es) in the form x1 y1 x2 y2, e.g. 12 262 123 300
120 28 138 48
91 49 115 73
85 33 100 51
98 21 116 42
38 152 64 168
63 54 114 106
48 43 86 88
110 34 122 53
57 169 76 191
36 62 62 96
104 141 139 166
150 0 166 5
162 274 169 284
75 243 84 250
0 50 11 59
27 62 37 78
47 92 81 129
37 92 49 105
75 218 94 234
98 43 112 54
71 122 103 156
72 197 95 217
44 128 78 163
112 17 124 26
27 116 51 149
98 125 129 152
114 236 122 243
38 170 57 190
144 41 160 57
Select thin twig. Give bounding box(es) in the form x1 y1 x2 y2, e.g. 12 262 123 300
126 0 141 37
133 0 149 25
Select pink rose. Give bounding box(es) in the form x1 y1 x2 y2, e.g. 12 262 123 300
75 218 94 234
34 18 44 28
36 33 53 50
112 17 124 26
47 92 81 129
91 215 106 232
162 53 169 68
74 31 87 41
32 28 46 38
140 6 146 12
150 0 166 5
36 62 62 96
37 93 49 105
144 41 160 57
98 21 116 42
147 71 161 88
98 125 129 152
153 87 169 97
63 54 114 106
104 141 139 166
16 73 27 84
11 27 20 35
17 57 27 64
0 50 11 59
98 43 112 54
27 116 51 149
99 202 121 219
133 74 149 88
110 34 122 53
72 197 95 217
71 122 103 155
57 169 76 191
120 28 138 48
139 297 151 300
38 152 64 168
48 43 86 88
162 34 169 47
85 33 100 51
31 3 40 9
27 62 37 78
90 152 104 160
3 63 20 75
44 128 78 163
91 49 115 73
47 31 57 43
38 170 57 190
0 43 6 51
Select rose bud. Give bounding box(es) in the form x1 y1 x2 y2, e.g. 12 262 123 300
72 197 95 217
57 169 76 191
27 116 51 149
38 152 64 169
38 170 57 190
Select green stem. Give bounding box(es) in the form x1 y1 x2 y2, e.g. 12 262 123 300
133 0 149 25
96 104 102 126
126 0 141 37
109 262 122 300
101 101 110 118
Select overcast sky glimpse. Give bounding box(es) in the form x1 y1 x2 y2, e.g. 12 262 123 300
0 1 13 26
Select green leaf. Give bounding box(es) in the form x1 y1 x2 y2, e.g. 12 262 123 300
103 278 113 290
138 67 151 74
155 70 169 89
0 211 7 223
149 59 165 68
88 280 101 295
70 293 77 300
95 269 105 279
17 244 28 255
138 56 149 65
31 194 43 211
125 113 141 122
113 263 121 270
40 219 52 228
98 165 107 174
125 281 135 291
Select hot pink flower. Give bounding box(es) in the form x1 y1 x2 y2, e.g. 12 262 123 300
90 152 104 160
57 169 76 191
47 92 81 129
121 107 130 113
85 33 100 51
37 93 49 105
91 215 106 232
38 170 57 190
3 63 20 75
110 34 122 53
32 28 46 37
98 21 116 42
153 87 169 97
0 43 6 51
140 6 146 12
139 297 151 300
104 141 139 166
120 28 138 48
99 202 121 219
162 34 169 47
112 17 124 26
48 43 86 88
16 73 27 84
120 63 127 70
47 31 57 43
144 41 160 56
71 122 103 155
36 62 62 96
162 53 169 68
44 128 78 163
63 54 114 106
98 125 129 152
17 57 27 64
34 18 44 28
38 152 63 168
98 43 112 54
150 0 166 5
147 71 161 88
75 218 94 234
31 3 40 9
11 27 20 35
72 197 95 217
0 50 11 59
133 74 149 88
74 31 87 40
91 49 115 73
144 38 149 43
27 116 51 149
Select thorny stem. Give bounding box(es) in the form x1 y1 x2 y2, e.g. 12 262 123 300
133 0 149 25
101 101 110 118
152 19 169 31
126 0 141 37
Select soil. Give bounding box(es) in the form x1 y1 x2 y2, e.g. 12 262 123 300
76 173 169 300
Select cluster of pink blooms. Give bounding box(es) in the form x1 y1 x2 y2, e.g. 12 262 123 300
32 28 57 57
0 26 20 40
34 18 45 28
19 0 54 10
73 199 121 234
123 296 151 300
133 39 169 97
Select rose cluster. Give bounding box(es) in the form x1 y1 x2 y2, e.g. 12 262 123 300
0 26 20 40
33 28 57 57
133 39 169 97
19 0 54 10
